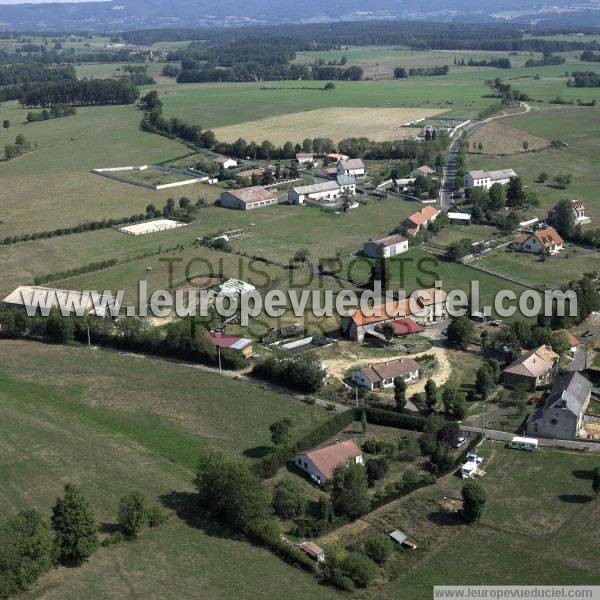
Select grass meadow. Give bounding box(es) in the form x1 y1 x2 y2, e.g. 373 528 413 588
467 106 600 223
0 339 336 600
316 440 600 599
0 100 190 236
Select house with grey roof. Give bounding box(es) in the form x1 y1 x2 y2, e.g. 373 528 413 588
336 158 365 178
526 372 592 440
288 177 356 204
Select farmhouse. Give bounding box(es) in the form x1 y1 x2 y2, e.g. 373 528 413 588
295 152 314 164
512 227 564 255
411 165 435 179
207 331 253 358
464 168 517 190
502 345 560 391
351 357 420 390
288 176 356 204
337 158 365 178
214 155 238 169
363 234 409 258
220 186 278 211
547 198 591 226
340 288 447 341
404 205 440 236
294 440 363 485
526 372 592 440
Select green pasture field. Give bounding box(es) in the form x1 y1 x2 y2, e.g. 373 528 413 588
467 106 600 222
0 340 329 474
0 195 417 294
476 244 599 288
295 46 538 78
157 78 491 128
0 100 191 236
373 442 600 598
0 339 335 600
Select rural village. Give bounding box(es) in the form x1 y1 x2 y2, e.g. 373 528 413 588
0 17 600 600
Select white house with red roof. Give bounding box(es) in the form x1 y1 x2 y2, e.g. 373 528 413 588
294 440 363 485
351 357 420 390
512 227 564 255
340 288 447 341
404 205 439 236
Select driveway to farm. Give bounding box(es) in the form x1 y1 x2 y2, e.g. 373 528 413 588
440 102 531 210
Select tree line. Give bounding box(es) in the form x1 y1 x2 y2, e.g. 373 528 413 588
26 103 76 122
19 78 139 108
139 90 450 162
394 65 449 78
122 22 600 54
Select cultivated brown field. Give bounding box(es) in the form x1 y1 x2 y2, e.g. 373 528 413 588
212 107 448 145
468 121 550 155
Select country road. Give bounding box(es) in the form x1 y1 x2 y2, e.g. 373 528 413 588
440 102 531 210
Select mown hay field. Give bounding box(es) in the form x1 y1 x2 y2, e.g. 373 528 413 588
212 107 447 145
468 121 550 155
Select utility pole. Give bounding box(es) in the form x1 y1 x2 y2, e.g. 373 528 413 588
355 386 359 407
218 345 222 375
87 324 91 350
481 401 485 439
582 331 593 370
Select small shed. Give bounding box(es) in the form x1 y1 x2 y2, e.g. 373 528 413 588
298 541 325 563
389 530 417 549
509 436 538 451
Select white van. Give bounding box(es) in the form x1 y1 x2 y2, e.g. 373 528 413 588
509 436 538 451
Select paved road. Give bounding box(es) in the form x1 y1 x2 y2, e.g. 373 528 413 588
461 425 600 452
562 347 586 372
439 102 531 210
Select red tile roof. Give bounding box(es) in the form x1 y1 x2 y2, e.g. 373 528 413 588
207 331 253 350
406 205 439 227
375 317 425 336
347 288 446 326
533 227 563 248
301 440 362 480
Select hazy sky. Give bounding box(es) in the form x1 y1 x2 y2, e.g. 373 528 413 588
0 0 107 4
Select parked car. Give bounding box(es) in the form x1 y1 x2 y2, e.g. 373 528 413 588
528 396 542 405
453 436 467 448
465 453 483 465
